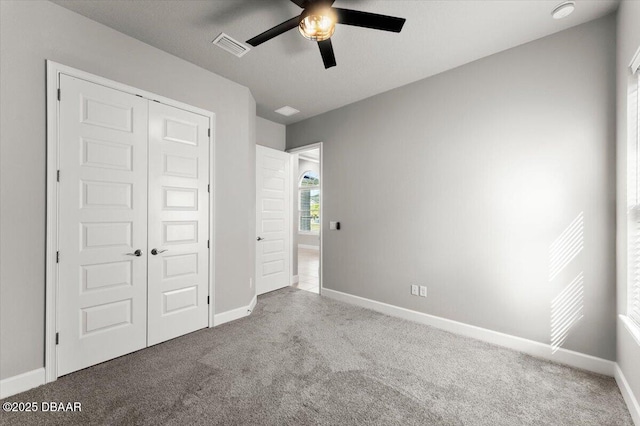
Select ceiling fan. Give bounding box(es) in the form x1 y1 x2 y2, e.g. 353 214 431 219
246 0 406 69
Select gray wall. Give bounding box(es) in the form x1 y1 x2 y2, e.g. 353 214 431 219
288 16 616 360
0 1 255 380
616 0 640 404
298 234 320 247
256 117 286 151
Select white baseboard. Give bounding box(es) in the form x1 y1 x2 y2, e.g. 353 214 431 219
616 364 640 425
322 288 614 377
0 368 45 399
291 275 299 284
213 295 257 327
298 244 319 250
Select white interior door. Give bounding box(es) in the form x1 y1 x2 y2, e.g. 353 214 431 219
147 102 210 346
57 75 148 376
256 145 291 295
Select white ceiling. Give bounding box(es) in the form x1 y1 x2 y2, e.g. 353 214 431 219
51 0 618 125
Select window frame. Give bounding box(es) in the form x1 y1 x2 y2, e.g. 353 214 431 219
625 61 640 345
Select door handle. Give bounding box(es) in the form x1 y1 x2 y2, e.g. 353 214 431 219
151 248 168 255
126 249 143 257
257 237 265 241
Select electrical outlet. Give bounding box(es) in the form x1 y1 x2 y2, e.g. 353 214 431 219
419 286 427 297
411 285 419 296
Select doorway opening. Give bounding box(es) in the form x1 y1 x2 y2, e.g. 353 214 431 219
289 145 322 294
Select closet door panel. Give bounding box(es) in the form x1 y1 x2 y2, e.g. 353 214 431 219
147 102 210 346
57 75 148 376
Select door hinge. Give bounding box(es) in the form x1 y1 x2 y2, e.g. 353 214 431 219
207 240 210 249
207 296 210 305
208 128 211 137
55 333 59 345
56 170 60 182
57 88 61 101
56 251 60 263
207 184 210 193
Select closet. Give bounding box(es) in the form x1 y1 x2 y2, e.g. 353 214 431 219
55 74 211 376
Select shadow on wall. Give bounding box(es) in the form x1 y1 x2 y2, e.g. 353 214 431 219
549 212 584 353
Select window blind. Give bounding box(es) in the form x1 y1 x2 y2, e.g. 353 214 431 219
630 209 640 328
629 71 640 329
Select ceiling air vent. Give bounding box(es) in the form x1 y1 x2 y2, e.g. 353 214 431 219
212 33 250 58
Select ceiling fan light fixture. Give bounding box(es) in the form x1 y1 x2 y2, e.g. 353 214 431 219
246 0 406 69
298 8 336 41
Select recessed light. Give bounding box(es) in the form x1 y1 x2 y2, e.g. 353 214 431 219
552 1 575 19
275 106 300 116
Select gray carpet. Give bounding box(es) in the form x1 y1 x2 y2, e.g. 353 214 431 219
0 287 633 425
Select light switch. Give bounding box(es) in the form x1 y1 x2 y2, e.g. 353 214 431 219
329 221 340 230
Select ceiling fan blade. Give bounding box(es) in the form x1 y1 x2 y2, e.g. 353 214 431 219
246 15 301 47
291 0 335 7
333 7 406 33
318 39 336 69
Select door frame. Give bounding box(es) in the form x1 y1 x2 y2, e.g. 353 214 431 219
45 61 216 383
287 142 323 295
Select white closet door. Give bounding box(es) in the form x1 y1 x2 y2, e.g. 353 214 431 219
147 102 210 346
255 145 291 295
57 75 148 376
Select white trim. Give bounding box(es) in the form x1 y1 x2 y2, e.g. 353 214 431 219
296 148 320 164
0 368 46 399
291 275 299 284
213 295 257 327
298 156 319 164
615 363 640 425
621 315 640 347
630 45 640 74
298 244 320 251
45 61 59 384
322 288 615 376
208 103 217 329
45 61 216 383
287 143 324 155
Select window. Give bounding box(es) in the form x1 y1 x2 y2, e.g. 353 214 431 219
628 68 640 331
299 170 319 232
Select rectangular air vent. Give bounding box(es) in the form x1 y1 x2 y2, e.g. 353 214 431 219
212 33 250 58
